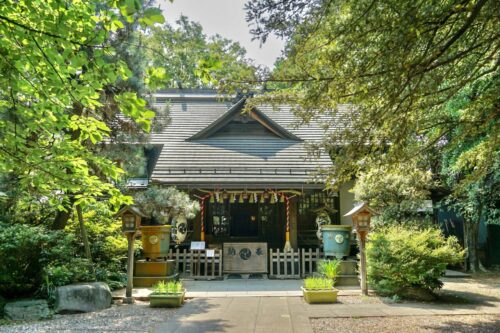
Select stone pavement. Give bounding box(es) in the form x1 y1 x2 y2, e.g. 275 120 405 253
152 296 500 333
112 280 360 300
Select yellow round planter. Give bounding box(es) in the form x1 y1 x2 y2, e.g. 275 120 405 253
140 225 172 260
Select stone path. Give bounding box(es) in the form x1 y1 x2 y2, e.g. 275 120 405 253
112 280 360 300
152 296 500 333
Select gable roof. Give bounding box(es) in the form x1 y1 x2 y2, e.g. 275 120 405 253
148 90 344 189
187 98 301 141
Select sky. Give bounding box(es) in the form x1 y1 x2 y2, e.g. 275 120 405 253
158 0 285 69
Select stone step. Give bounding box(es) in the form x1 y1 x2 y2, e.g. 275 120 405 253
336 275 359 287
339 260 358 275
134 260 175 277
133 275 177 288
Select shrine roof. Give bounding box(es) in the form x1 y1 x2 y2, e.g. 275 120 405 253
148 90 350 189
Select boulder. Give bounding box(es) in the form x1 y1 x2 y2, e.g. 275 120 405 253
4 299 50 321
55 282 112 313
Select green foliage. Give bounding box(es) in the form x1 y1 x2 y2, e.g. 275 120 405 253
144 16 259 90
152 281 184 294
0 223 87 298
317 259 340 285
303 277 334 290
366 225 464 298
353 162 434 223
134 185 200 222
246 0 498 272
65 202 130 290
0 202 131 299
0 0 164 216
245 0 498 193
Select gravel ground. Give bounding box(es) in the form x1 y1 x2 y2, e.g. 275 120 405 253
0 300 176 333
311 314 500 333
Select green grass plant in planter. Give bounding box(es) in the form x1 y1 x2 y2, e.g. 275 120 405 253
302 277 338 304
318 259 340 283
149 281 185 308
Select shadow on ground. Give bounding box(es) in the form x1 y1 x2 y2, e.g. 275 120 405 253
153 298 233 333
421 315 500 333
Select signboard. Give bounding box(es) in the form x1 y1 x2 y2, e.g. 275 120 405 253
223 242 268 273
190 241 206 250
206 249 215 258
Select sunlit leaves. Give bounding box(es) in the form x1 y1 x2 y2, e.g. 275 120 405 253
143 16 259 90
0 0 165 212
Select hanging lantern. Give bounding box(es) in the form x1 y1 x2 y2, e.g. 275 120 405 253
230 193 236 202
249 193 254 203
209 194 215 203
239 194 244 203
222 192 229 200
279 193 285 203
260 194 265 203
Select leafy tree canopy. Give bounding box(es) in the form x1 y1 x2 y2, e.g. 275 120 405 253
144 15 260 90
245 0 498 192
246 0 498 271
0 0 166 215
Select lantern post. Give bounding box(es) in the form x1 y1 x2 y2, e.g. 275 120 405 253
344 203 374 296
117 206 144 304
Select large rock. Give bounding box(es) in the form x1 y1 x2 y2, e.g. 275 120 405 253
55 282 112 313
4 299 50 321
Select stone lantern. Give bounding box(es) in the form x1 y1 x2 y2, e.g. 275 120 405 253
117 205 146 304
344 203 375 296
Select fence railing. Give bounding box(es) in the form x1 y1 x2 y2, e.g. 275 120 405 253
268 248 301 279
166 248 341 280
301 248 324 277
168 248 223 280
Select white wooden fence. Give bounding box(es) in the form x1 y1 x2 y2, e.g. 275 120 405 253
167 248 332 280
167 249 223 280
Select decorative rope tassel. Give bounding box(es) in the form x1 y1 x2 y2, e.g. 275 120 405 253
200 195 209 241
284 195 292 252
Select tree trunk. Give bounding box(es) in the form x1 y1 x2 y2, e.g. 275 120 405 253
76 205 92 261
464 220 480 272
51 197 76 230
51 209 71 230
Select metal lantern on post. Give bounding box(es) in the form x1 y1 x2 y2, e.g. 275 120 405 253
117 206 145 304
344 203 375 296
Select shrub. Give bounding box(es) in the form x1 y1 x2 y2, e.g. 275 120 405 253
366 225 464 299
65 203 131 291
0 223 90 298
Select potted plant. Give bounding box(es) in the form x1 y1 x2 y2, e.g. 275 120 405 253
134 186 200 260
149 281 186 308
318 259 341 281
302 277 338 304
302 259 340 304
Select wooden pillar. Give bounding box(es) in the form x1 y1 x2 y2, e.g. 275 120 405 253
358 231 368 296
124 232 135 304
289 196 298 249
